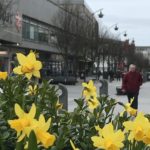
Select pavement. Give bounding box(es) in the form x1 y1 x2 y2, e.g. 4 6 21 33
65 77 150 114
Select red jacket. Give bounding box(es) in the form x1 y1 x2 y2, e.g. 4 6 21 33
122 71 143 93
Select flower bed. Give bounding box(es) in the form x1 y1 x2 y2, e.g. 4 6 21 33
0 51 150 150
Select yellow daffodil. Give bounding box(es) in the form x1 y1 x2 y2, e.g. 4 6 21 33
13 51 42 79
82 80 97 99
28 85 37 95
142 128 150 144
8 103 36 142
87 97 99 110
91 123 124 150
70 140 79 150
56 100 63 110
34 115 56 148
0 71 8 80
125 103 137 116
123 112 150 142
8 104 56 148
120 98 137 116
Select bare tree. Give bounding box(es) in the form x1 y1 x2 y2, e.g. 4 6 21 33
52 3 76 77
0 0 15 29
53 2 98 79
94 26 114 77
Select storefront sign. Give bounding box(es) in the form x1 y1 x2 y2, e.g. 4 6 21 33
15 11 22 32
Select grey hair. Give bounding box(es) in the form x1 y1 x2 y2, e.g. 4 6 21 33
129 64 136 71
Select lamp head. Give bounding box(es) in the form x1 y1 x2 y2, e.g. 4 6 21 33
98 11 104 18
114 25 118 31
124 32 127 37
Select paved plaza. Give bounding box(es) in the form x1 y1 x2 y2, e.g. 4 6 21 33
65 79 150 114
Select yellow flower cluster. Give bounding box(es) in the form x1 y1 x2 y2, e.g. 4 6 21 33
120 98 137 116
82 80 99 110
91 123 125 150
123 112 150 144
125 101 137 116
13 51 42 79
8 103 56 148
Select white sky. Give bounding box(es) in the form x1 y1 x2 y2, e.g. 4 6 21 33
85 0 150 46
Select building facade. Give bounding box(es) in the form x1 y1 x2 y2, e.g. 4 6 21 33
136 46 150 61
0 0 98 79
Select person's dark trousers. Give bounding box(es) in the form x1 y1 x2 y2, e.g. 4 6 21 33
127 92 139 109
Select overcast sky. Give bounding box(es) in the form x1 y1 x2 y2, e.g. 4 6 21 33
85 0 150 46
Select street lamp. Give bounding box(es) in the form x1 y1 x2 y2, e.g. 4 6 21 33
102 23 119 38
92 8 104 18
100 24 119 76
123 31 127 37
119 31 127 37
107 23 119 31
131 38 135 44
115 31 127 40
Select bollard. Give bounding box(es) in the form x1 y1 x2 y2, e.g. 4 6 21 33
58 83 68 110
99 79 108 96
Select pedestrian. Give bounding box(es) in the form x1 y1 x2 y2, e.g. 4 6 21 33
121 64 143 109
97 70 101 80
116 71 121 81
109 70 114 82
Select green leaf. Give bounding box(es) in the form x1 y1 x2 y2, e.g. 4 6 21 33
16 140 24 150
2 132 10 139
28 130 38 150
74 98 84 108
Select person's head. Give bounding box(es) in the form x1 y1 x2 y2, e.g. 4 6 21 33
129 64 136 72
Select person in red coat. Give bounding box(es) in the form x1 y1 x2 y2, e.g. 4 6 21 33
122 64 143 109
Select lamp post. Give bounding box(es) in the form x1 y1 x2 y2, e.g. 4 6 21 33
88 8 104 78
116 31 127 39
91 8 104 18
100 23 119 77
107 23 119 32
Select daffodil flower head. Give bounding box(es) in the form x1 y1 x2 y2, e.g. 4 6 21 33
34 114 56 148
13 51 42 79
123 112 150 142
8 104 56 148
56 100 63 110
120 98 137 117
28 85 37 95
91 123 125 150
87 97 99 110
8 103 36 142
0 71 8 80
142 128 150 144
82 80 97 100
125 103 137 116
123 98 137 116
70 140 79 150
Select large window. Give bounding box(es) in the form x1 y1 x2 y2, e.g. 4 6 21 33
42 61 63 76
22 16 49 43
